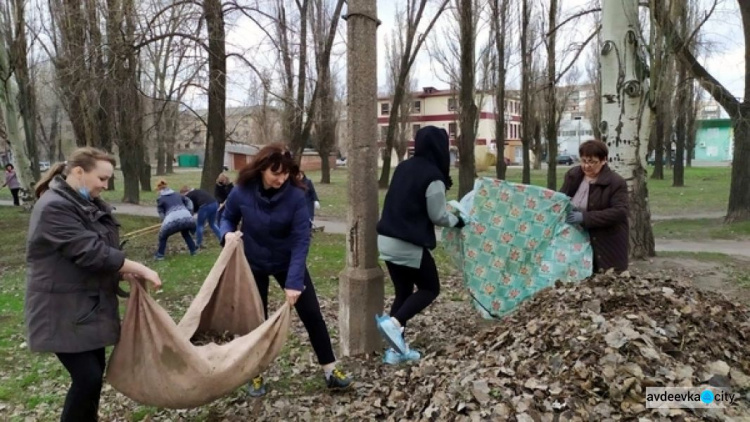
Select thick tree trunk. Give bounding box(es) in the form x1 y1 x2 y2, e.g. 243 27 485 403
11 0 40 180
673 66 688 187
727 113 750 222
200 0 227 191
601 0 655 260
457 0 477 198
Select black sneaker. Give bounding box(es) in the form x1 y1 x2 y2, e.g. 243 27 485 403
247 375 266 397
326 368 352 390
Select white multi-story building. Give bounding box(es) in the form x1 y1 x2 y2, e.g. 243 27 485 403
376 87 524 164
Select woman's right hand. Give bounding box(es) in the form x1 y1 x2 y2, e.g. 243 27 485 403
140 267 162 290
223 231 242 242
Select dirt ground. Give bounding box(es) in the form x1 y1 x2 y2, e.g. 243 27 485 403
631 256 750 307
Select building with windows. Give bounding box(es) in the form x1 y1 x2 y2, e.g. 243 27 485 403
376 87 524 164
694 119 733 162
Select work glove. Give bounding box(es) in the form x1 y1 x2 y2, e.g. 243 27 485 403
314 201 321 210
566 211 583 224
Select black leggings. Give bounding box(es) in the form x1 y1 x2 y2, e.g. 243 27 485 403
55 348 106 422
385 248 441 328
10 188 20 206
252 267 336 365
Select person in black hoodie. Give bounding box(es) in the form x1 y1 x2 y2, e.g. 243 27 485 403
375 125 465 365
214 173 234 225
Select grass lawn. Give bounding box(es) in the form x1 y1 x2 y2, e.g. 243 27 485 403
653 218 750 241
0 165 733 221
0 205 456 420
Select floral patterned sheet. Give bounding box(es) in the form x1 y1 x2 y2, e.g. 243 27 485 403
443 178 593 319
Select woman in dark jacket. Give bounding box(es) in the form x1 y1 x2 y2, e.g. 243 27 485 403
220 143 351 397
560 140 629 273
376 126 465 365
26 147 161 421
298 171 320 222
214 173 234 225
154 179 197 260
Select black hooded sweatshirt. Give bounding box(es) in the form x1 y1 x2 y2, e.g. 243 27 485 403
376 126 452 250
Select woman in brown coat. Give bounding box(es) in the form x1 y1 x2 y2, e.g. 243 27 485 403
25 147 162 421
559 140 629 273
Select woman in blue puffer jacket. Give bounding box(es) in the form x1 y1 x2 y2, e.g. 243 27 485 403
154 179 197 260
220 143 351 397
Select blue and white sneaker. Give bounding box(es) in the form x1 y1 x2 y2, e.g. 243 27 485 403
376 314 407 354
383 347 421 365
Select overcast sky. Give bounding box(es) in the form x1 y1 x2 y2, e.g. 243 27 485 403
216 0 745 110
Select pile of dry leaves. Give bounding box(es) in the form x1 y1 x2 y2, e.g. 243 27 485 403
247 270 750 422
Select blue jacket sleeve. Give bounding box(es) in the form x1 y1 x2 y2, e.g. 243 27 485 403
156 197 166 220
285 196 311 291
219 188 242 244
307 179 319 202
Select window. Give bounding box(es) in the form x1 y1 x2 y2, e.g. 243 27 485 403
413 101 421 113
412 124 421 138
381 103 390 115
380 126 389 140
448 123 457 137
448 98 457 111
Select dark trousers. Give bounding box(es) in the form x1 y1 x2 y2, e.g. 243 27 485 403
55 347 106 422
156 229 196 256
252 267 336 365
10 188 20 206
385 248 441 328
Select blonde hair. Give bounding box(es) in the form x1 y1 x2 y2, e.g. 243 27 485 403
35 147 116 198
216 173 229 184
156 179 168 190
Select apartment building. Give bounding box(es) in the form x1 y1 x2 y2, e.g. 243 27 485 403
376 87 523 164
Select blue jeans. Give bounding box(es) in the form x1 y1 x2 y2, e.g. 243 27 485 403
196 202 221 247
156 230 196 257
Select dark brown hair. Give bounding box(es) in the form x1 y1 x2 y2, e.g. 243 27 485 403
578 140 609 161
236 143 305 189
35 147 116 198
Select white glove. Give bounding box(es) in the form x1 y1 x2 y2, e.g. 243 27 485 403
314 201 320 210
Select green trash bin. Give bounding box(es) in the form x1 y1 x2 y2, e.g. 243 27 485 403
177 154 199 167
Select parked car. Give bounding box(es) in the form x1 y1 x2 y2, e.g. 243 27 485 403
647 155 675 166
557 154 578 165
38 161 50 171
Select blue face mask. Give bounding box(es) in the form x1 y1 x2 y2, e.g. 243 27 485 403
78 186 91 200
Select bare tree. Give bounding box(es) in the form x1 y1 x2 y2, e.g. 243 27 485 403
0 15 35 197
8 0 40 180
489 0 511 179
378 0 449 188
544 0 559 188
653 0 750 222
457 0 478 197
519 0 533 184
310 0 338 184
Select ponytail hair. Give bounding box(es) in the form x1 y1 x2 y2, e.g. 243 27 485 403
35 147 116 198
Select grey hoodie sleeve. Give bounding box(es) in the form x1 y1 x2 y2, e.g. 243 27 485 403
426 180 460 228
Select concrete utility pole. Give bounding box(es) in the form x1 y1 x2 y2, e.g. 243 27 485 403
600 0 655 258
339 0 384 356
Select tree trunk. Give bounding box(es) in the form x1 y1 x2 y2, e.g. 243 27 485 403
491 0 509 180
727 113 750 221
0 32 35 199
673 65 688 187
545 0 558 190
200 0 227 191
457 0 477 198
11 0 40 180
601 0 655 259
520 0 532 184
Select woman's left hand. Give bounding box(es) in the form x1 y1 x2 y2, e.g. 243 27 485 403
284 289 302 306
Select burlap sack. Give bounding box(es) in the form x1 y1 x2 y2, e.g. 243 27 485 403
106 236 291 409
